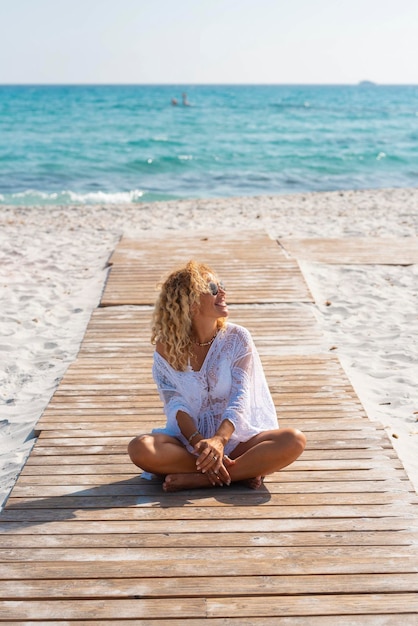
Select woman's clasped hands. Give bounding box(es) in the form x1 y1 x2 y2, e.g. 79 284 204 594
194 437 235 486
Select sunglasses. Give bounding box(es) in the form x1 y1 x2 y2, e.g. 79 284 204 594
208 281 225 296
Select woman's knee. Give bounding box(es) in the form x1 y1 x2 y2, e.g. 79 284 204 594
279 427 306 458
128 434 152 465
288 428 306 456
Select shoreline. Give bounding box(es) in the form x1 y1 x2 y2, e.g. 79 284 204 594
1 187 418 508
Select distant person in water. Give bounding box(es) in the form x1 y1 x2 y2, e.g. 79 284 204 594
128 261 306 492
171 97 178 106
182 92 191 106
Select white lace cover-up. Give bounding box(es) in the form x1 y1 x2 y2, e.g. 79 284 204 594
150 323 278 459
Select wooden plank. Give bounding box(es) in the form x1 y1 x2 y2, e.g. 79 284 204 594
1 504 416 524
1 517 417 534
0 598 205 621
2 573 418 600
279 237 418 264
0 546 417 580
2 545 417 564
1 553 417 578
1 619 417 626
5 593 417 621
1 617 412 626
2 529 417 549
7 485 416 506
9 479 414 496
206 595 418 618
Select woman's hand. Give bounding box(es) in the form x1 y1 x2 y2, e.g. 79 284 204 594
194 437 235 486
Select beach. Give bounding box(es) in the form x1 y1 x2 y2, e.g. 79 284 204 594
1 186 418 509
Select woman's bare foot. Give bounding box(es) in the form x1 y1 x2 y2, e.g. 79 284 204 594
241 476 264 490
162 473 264 492
163 473 213 492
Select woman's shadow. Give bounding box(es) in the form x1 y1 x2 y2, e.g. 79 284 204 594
1 473 272 529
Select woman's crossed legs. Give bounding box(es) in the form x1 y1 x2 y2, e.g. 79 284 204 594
128 427 306 492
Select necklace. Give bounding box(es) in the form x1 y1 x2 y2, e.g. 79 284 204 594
193 332 217 347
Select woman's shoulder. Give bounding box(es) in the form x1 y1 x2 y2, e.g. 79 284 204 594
153 344 173 372
155 341 167 359
225 322 253 344
153 344 192 375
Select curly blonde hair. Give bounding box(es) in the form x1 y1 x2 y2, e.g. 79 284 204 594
151 260 227 371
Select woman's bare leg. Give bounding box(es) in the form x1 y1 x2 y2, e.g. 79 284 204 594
128 433 214 491
128 433 197 474
228 428 306 479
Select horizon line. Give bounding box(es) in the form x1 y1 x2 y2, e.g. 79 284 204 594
1 81 418 88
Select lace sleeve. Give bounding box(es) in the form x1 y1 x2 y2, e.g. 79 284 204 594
221 347 252 428
222 326 278 436
152 354 198 430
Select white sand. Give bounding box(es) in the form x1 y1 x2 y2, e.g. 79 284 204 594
1 187 417 508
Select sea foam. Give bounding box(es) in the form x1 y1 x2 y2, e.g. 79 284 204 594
3 189 145 205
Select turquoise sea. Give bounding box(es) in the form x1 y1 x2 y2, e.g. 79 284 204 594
1 84 417 205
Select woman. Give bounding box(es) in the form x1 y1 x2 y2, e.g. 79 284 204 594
128 261 306 492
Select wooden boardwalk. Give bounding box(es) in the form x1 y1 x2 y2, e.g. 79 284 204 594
1 232 418 624
279 237 418 265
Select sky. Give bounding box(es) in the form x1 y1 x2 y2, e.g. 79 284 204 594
1 0 418 84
